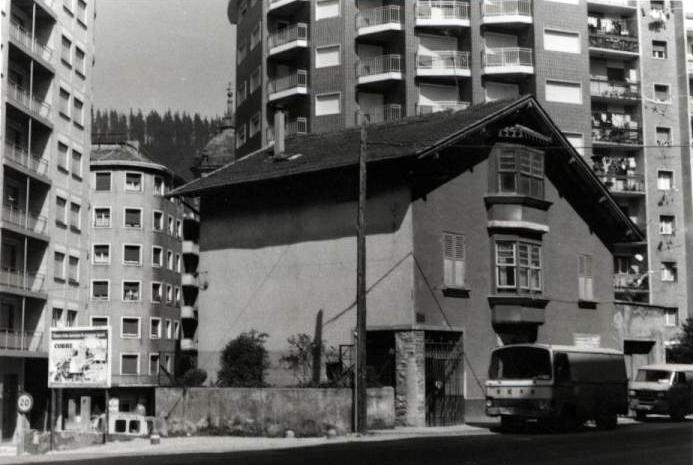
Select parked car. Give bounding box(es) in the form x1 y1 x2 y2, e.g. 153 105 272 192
629 364 693 421
486 344 628 430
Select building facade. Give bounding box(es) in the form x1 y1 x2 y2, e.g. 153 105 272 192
228 0 693 322
0 0 95 440
86 141 185 416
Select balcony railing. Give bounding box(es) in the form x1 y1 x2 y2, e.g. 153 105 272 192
415 1 470 22
417 51 470 71
267 70 307 94
596 174 645 194
588 22 638 53
590 78 640 100
482 47 533 68
7 82 51 119
614 273 649 297
356 5 402 30
0 268 46 293
357 54 402 78
112 374 170 386
9 22 53 62
417 101 471 115
0 329 44 352
592 112 642 145
4 143 49 176
3 206 48 234
269 23 308 49
482 0 532 18
357 104 402 125
267 117 308 142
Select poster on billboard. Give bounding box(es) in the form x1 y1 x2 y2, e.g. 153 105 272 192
48 326 111 388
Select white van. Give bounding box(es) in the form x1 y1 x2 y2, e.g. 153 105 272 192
486 344 628 430
629 364 693 421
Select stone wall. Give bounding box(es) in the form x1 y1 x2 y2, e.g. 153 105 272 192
155 387 394 437
395 331 425 427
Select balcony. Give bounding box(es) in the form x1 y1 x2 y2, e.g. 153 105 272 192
614 273 649 303
9 22 54 70
357 55 402 86
182 273 198 287
415 1 470 28
416 51 471 77
6 82 52 123
481 0 532 25
2 206 49 237
482 48 533 75
182 240 199 255
587 0 637 13
181 306 197 320
588 20 638 56
417 101 470 115
267 70 308 102
181 338 198 352
688 57 693 74
268 23 308 57
0 329 44 354
590 78 640 102
0 268 46 296
4 143 50 180
356 5 403 37
596 174 645 196
267 0 308 15
267 117 308 142
357 104 402 125
592 112 642 146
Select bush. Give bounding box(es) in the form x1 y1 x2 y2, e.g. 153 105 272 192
667 318 693 363
180 368 208 387
217 330 269 387
280 333 315 386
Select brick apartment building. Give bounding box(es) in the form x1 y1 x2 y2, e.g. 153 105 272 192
227 0 693 323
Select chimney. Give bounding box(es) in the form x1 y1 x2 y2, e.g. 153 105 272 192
274 108 285 158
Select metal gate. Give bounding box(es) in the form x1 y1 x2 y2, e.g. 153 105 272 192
425 335 464 426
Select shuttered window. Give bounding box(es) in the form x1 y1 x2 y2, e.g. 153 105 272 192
578 254 594 301
121 354 139 375
121 318 140 338
443 233 466 287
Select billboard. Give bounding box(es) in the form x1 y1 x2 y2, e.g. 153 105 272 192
48 326 111 388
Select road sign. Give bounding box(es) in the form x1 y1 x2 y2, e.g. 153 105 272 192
17 392 33 414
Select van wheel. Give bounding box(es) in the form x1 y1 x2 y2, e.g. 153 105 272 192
596 414 617 430
635 411 647 421
670 407 686 421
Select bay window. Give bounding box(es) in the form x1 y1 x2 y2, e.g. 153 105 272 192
498 148 544 198
495 241 542 293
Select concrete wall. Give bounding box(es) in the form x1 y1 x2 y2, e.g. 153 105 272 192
155 387 394 436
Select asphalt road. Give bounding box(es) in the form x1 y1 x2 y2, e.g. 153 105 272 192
25 419 693 465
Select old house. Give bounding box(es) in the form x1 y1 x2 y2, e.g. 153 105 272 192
172 96 676 426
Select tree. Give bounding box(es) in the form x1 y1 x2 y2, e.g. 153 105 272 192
667 318 693 363
280 333 315 386
217 330 270 387
181 368 208 387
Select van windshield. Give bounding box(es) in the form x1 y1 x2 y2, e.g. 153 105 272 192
635 369 671 384
489 347 552 380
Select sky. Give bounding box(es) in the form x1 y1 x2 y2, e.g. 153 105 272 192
93 0 236 119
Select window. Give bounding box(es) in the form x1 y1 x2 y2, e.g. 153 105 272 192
578 254 594 301
665 309 678 327
124 208 142 228
121 354 139 375
66 310 77 327
166 284 173 304
74 47 86 76
316 0 339 19
150 318 161 339
123 281 141 301
543 29 580 54
154 176 164 195
250 68 261 92
661 262 677 282
153 211 164 231
174 287 181 306
56 197 67 226
495 241 542 293
72 98 84 127
152 246 163 267
238 0 247 19
175 254 181 272
95 172 111 191
94 207 111 227
68 256 79 283
77 0 87 25
443 233 466 288
652 40 667 59
236 124 247 148
250 113 261 137
149 354 160 375
174 321 180 339
93 244 110 264
166 319 173 339
151 282 163 303
250 23 261 49
54 252 66 280
91 316 108 327
315 93 340 116
71 151 82 178
657 170 673 190
651 0 665 11
545 80 582 104
654 84 670 103
58 142 69 171
123 244 142 265
238 40 248 63
167 251 174 270
125 172 142 191
656 127 672 146
168 216 175 235
237 81 247 105
70 203 81 230
497 149 544 198
52 308 63 327
92 280 109 300
316 45 340 68
176 220 182 238
660 215 675 235
59 89 70 117
61 36 72 65
165 355 172 372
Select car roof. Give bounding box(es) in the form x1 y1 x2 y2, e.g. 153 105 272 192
492 344 622 355
638 364 693 372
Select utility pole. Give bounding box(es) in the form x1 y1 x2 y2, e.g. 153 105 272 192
355 115 368 434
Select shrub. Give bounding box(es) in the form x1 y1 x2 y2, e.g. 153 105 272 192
180 368 208 387
667 318 693 363
217 330 269 387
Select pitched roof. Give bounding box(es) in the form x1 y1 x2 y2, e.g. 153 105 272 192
91 142 158 165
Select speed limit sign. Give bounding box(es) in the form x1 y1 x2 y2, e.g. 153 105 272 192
17 392 33 414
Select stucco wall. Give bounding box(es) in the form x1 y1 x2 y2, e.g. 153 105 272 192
155 387 394 436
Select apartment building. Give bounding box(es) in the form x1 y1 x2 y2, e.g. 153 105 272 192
228 0 693 322
0 0 94 440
